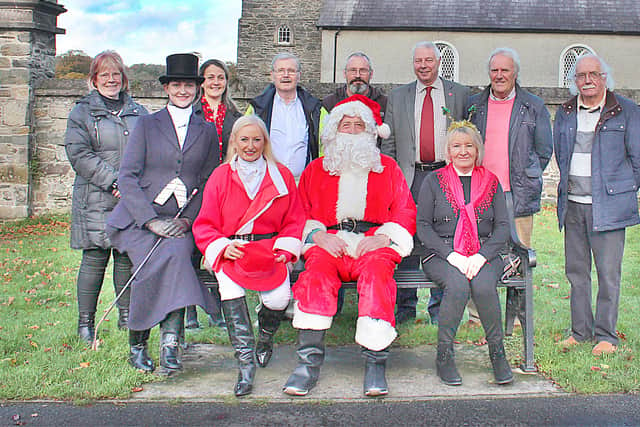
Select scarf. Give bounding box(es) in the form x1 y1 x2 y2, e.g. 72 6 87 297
201 96 226 160
437 163 498 256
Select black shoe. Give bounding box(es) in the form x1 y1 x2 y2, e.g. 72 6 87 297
222 297 257 397
436 343 462 386
78 312 96 344
160 333 182 371
256 306 285 368
118 308 129 330
395 310 416 325
362 347 389 397
489 341 513 385
185 305 200 329
283 330 326 396
128 329 154 372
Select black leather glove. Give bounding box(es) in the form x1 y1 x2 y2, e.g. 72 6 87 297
145 218 185 238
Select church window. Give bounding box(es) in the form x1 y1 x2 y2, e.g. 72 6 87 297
277 25 292 45
559 45 595 87
435 42 459 82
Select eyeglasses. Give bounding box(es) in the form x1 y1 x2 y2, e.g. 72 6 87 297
346 67 371 75
274 68 298 76
575 71 605 82
97 72 122 81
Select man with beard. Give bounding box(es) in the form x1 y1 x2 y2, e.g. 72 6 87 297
322 52 387 116
283 95 416 398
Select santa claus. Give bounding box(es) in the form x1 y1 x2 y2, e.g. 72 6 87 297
283 94 416 397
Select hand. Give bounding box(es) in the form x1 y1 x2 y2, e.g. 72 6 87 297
355 235 390 257
172 218 191 234
465 253 487 280
145 218 182 238
313 230 348 258
447 252 469 276
223 241 246 260
274 249 293 263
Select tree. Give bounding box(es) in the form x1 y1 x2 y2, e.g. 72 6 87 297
55 50 92 79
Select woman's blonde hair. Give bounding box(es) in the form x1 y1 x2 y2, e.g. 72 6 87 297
225 115 276 163
87 50 129 93
444 124 485 167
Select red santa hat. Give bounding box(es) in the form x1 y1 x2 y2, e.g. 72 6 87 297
221 242 288 292
332 94 391 139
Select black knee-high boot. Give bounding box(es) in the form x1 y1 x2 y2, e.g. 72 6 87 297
256 305 285 367
436 342 462 386
112 250 131 331
222 297 256 397
77 312 96 344
159 309 185 371
185 305 199 329
129 329 154 372
488 340 513 384
362 347 389 397
283 329 326 396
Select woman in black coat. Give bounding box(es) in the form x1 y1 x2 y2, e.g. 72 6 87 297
416 123 513 386
107 53 219 373
64 50 147 344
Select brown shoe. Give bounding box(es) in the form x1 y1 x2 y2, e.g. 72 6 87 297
592 341 617 356
559 336 580 350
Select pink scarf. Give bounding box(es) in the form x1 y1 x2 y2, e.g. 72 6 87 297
437 163 498 256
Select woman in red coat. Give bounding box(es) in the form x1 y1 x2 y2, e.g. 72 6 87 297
193 115 304 397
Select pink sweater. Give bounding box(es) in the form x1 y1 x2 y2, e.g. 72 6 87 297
483 97 515 191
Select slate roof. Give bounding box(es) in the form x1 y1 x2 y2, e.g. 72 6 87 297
318 0 640 34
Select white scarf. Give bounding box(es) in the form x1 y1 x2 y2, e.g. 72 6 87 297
167 104 192 148
235 155 267 200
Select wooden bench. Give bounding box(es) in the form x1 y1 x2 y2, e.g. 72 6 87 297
198 193 537 372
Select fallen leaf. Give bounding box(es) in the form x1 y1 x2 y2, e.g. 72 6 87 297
131 386 144 392
561 295 570 299
43 347 52 352
601 364 610 369
29 325 40 330
590 366 601 371
546 283 560 289
7 296 14 305
79 362 90 368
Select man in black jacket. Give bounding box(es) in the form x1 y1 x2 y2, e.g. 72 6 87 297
246 52 323 178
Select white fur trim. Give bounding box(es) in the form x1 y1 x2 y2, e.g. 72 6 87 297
377 123 391 139
273 236 302 260
302 219 327 254
204 237 233 271
375 222 414 257
336 169 368 221
292 301 333 330
266 159 288 195
355 316 397 351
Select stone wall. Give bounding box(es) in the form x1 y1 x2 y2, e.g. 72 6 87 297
33 80 640 216
237 0 322 85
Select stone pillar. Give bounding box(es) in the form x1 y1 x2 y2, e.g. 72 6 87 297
0 0 65 218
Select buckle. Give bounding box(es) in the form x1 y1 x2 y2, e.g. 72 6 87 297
236 234 253 242
339 218 357 232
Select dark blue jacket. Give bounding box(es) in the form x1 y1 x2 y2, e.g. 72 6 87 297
467 84 553 217
247 83 322 163
554 91 640 232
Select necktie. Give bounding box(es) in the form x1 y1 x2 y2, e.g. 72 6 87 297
419 86 435 163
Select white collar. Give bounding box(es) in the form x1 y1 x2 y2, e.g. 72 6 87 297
490 86 516 101
453 165 474 176
167 104 192 124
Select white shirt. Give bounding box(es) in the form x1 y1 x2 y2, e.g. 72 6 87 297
269 92 309 177
414 77 447 162
235 155 267 200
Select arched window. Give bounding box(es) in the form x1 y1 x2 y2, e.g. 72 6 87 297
559 44 595 87
277 25 292 45
435 42 459 82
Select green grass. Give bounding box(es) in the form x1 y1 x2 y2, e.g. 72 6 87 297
1 207 640 399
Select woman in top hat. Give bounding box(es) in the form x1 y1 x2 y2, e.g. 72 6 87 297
64 50 147 344
184 59 243 330
193 115 304 397
107 53 220 374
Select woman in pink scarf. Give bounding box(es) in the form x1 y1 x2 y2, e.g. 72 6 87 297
416 123 513 386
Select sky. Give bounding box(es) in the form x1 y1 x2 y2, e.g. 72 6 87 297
56 0 242 65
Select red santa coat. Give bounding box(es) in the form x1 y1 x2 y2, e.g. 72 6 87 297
298 154 416 257
193 159 304 290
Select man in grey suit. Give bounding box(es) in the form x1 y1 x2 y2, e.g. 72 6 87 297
382 41 470 324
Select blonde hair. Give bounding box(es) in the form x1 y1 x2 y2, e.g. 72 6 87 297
87 50 129 93
225 115 276 163
445 125 485 167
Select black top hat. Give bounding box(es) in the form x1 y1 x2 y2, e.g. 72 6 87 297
159 53 204 85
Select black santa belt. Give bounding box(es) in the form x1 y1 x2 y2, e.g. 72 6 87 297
327 219 381 233
229 232 278 242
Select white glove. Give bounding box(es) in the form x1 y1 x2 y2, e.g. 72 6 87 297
466 253 487 280
446 252 469 276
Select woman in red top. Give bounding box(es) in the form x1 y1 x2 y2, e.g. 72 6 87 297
193 115 304 397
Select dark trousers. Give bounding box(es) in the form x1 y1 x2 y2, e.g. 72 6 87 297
424 256 504 345
565 201 625 345
77 248 132 313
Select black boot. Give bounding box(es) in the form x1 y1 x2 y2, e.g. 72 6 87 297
208 288 226 328
160 309 185 372
222 297 256 397
77 312 96 344
505 288 524 336
283 329 326 396
436 342 462 386
185 305 200 329
489 341 513 385
129 329 154 372
362 347 389 397
256 306 285 368
118 308 129 330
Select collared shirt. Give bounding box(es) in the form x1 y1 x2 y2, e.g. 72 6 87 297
489 86 517 102
414 77 447 162
235 155 267 200
269 92 309 177
167 104 192 149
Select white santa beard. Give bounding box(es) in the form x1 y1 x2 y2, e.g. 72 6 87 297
323 132 383 175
